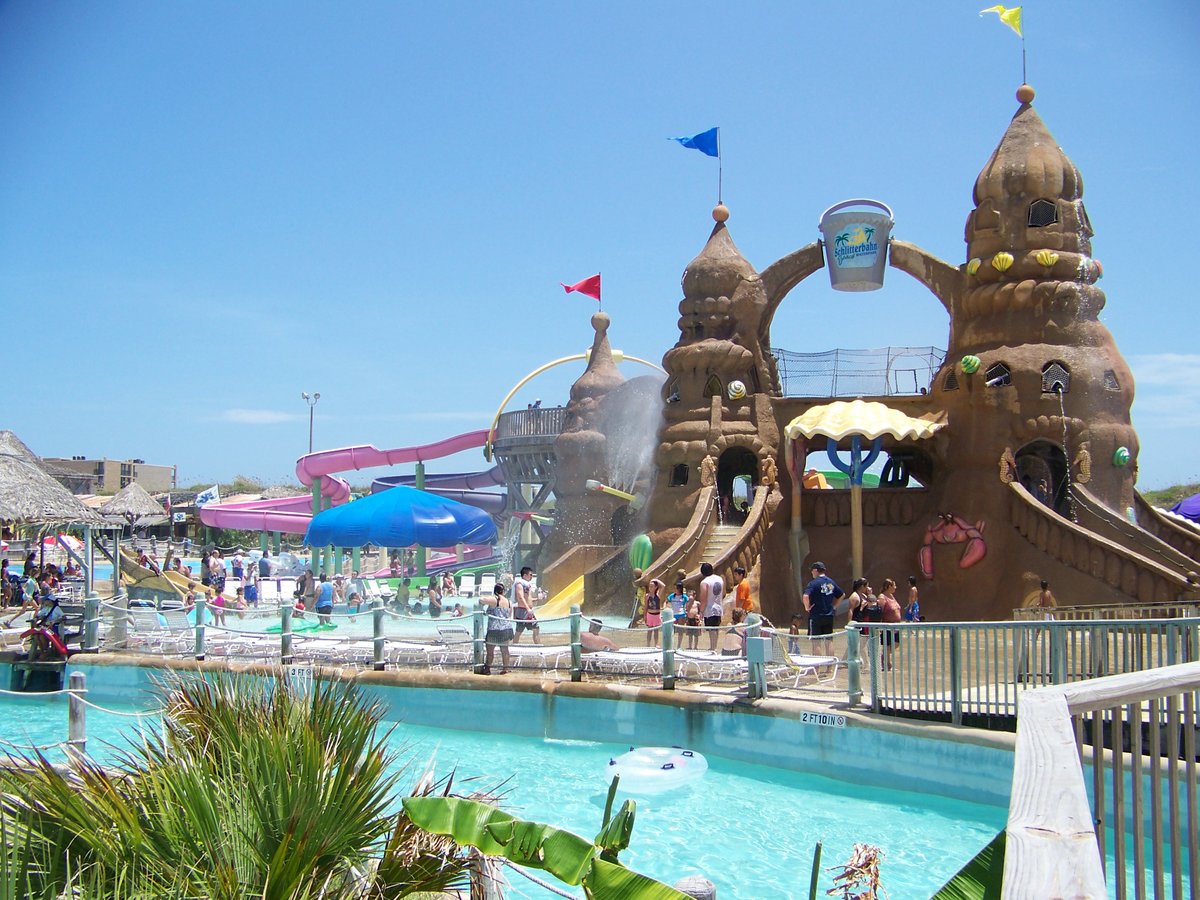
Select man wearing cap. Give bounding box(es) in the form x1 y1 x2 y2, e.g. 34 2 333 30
512 565 540 645
801 561 844 658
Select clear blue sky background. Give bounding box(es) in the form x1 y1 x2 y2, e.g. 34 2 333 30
2 2 1197 490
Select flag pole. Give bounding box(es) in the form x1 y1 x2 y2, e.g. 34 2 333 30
1021 37 1026 84
717 128 723 205
598 271 602 312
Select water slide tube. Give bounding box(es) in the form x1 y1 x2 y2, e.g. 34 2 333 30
372 467 508 515
199 430 493 535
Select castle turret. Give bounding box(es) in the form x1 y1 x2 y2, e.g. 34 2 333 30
540 312 627 561
647 205 780 552
937 85 1138 517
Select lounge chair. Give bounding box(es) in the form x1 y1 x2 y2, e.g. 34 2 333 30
458 573 477 597
581 648 662 677
127 609 189 654
478 573 497 597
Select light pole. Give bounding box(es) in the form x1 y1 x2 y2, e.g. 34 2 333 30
301 392 321 453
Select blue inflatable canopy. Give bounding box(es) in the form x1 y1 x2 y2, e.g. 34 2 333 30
304 484 497 548
1170 493 1200 525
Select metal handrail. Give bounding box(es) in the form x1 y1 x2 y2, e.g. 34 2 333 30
860 617 1200 726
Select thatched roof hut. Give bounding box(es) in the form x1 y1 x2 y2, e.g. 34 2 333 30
0 452 106 526
99 482 168 526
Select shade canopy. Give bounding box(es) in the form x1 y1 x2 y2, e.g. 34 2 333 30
0 452 106 526
99 481 169 526
1170 493 1200 525
784 399 947 442
304 484 497 548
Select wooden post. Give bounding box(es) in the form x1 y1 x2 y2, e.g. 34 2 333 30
67 671 86 758
570 604 582 682
83 593 100 653
662 613 675 690
281 604 293 666
472 606 486 674
193 597 206 660
846 624 861 706
373 601 386 671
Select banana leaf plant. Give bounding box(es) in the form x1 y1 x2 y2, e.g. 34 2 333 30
402 776 691 900
930 830 1005 900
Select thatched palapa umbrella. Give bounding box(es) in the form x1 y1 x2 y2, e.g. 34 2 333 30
99 482 169 529
0 452 106 529
0 449 107 596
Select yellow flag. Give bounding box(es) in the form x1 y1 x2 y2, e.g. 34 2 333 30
980 5 1022 37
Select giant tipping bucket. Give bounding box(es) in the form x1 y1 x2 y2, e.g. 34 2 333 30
819 199 893 291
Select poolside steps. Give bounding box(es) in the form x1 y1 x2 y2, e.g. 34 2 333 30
8 658 66 692
700 525 741 564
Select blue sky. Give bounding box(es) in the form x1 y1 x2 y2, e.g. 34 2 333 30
1 2 1197 490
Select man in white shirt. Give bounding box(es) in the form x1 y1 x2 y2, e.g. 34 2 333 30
512 566 540 645
698 562 725 651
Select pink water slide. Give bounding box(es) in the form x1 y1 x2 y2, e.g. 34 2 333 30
199 430 492 535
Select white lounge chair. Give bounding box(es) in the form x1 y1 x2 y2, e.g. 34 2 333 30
478 573 496 597
458 573 477 597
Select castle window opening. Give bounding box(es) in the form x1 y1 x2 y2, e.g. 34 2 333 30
1103 370 1121 392
973 199 1000 233
984 362 1011 387
703 374 723 399
1041 361 1071 394
943 369 959 391
669 464 690 487
1027 199 1059 228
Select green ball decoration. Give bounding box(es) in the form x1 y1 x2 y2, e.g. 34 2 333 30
960 355 981 375
1113 446 1131 467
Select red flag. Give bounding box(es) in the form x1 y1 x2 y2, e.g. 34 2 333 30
560 273 601 302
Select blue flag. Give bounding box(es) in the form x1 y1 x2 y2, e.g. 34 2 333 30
670 127 719 158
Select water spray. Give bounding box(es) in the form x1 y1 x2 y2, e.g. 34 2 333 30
585 479 646 510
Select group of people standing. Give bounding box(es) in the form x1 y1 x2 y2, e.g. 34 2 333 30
636 563 754 651
796 562 921 667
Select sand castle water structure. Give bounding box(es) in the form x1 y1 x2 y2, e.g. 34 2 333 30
542 85 1200 622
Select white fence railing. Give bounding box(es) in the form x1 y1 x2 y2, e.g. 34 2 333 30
1006 661 1199 898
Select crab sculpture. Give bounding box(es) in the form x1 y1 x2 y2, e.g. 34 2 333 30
918 512 988 580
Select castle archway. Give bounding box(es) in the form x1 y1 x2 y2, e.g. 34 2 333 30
717 446 757 523
1015 439 1070 517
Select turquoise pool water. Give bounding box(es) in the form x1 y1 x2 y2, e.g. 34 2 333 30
0 663 1011 898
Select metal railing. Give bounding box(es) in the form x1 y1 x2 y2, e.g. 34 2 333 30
493 406 566 443
1013 602 1200 622
1006 661 1199 899
859 618 1200 726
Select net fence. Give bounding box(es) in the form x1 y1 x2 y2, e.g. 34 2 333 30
769 346 945 398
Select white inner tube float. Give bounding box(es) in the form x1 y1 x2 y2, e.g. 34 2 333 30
606 746 708 794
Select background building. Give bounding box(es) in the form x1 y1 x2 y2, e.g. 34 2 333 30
44 456 176 493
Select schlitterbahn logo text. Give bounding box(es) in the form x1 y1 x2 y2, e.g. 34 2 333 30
833 223 878 268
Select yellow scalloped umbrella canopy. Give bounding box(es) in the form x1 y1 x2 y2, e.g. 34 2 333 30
783 399 947 442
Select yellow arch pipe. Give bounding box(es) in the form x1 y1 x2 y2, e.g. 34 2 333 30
484 351 665 461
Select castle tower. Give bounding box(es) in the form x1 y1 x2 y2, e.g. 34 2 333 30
938 84 1139 518
540 311 627 564
646 205 781 553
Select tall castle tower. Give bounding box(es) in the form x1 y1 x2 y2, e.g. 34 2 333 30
936 84 1139 520
645 205 782 554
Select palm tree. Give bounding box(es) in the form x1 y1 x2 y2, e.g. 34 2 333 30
0 675 470 899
